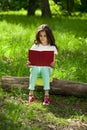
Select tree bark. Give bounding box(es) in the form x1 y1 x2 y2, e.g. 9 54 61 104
1 76 87 97
80 0 87 12
40 0 51 17
80 0 87 5
66 0 74 15
27 0 37 16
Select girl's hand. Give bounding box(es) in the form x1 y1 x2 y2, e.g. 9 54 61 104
26 60 31 66
50 61 55 68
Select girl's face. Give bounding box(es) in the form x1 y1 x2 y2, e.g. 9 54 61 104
39 31 48 45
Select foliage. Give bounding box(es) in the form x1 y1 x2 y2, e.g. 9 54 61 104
8 0 28 10
0 0 28 11
0 0 9 11
49 0 62 15
0 0 87 14
80 0 87 12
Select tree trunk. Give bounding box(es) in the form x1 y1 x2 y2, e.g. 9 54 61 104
80 0 87 12
80 0 87 5
66 0 74 15
1 76 87 97
27 0 37 16
40 0 51 17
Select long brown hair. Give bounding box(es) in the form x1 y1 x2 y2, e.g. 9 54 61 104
34 24 58 50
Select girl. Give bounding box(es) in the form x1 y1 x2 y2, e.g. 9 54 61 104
28 24 58 105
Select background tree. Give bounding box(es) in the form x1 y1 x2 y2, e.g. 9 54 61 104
52 0 60 4
27 0 38 16
60 0 74 15
0 0 87 16
66 0 74 15
0 0 28 11
80 0 87 12
40 0 51 17
0 0 9 10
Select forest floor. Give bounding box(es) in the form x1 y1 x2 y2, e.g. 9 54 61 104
0 87 87 130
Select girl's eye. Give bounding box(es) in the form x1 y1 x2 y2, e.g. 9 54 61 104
40 35 46 37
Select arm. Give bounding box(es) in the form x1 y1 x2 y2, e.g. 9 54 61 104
50 46 58 68
50 54 56 68
27 44 37 67
26 59 31 67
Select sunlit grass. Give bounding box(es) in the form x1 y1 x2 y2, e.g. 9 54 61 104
0 11 87 81
0 8 27 15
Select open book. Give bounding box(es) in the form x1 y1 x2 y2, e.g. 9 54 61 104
28 50 54 66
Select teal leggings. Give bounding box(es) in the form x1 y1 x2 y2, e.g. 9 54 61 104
29 66 52 90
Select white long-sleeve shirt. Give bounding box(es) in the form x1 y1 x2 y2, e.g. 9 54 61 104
30 44 58 55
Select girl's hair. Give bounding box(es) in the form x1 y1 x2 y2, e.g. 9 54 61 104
34 24 58 50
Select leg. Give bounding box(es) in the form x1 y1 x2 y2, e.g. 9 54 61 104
41 67 52 105
41 67 52 90
45 90 49 96
29 66 40 92
28 66 40 102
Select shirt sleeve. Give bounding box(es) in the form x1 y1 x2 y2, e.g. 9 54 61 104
30 44 37 50
53 46 58 55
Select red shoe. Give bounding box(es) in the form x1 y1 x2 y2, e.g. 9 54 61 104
43 95 50 105
28 95 35 103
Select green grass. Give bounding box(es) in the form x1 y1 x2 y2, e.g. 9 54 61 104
0 88 87 130
0 10 87 82
0 10 87 130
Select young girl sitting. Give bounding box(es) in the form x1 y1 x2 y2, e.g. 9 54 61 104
27 24 58 105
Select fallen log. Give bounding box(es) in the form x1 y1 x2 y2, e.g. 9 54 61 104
1 76 87 97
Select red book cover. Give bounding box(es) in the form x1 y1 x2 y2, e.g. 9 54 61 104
28 50 54 66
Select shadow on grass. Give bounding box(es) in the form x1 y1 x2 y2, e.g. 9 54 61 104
0 113 21 130
0 13 87 38
0 88 87 130
0 98 35 130
0 103 22 130
0 13 87 82
48 94 87 119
